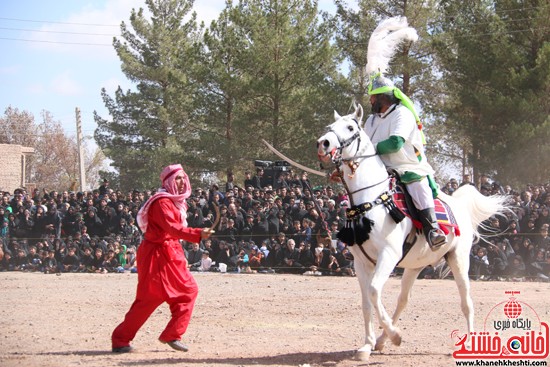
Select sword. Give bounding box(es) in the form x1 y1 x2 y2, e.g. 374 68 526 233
261 139 327 177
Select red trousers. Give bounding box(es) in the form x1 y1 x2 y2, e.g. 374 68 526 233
111 275 198 348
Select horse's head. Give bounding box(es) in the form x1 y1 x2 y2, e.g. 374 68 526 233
317 103 370 165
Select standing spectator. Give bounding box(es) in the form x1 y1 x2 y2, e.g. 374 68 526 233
62 206 79 237
43 204 62 238
251 168 264 189
83 209 103 238
99 179 110 196
225 171 235 192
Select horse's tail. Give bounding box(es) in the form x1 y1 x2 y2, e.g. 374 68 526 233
452 184 509 243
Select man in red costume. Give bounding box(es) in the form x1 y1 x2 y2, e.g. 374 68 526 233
111 164 214 353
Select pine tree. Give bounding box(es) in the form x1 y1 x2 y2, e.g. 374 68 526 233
94 0 202 189
432 0 550 186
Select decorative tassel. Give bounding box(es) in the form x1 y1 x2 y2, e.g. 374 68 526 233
354 216 374 245
337 220 355 246
381 193 405 223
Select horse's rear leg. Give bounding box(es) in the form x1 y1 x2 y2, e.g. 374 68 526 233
375 267 422 351
446 249 474 336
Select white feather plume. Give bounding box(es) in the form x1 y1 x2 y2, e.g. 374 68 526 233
365 16 418 76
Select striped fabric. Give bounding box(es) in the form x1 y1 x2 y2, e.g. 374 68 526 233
393 187 460 236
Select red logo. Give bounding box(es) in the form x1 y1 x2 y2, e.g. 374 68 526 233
452 291 549 360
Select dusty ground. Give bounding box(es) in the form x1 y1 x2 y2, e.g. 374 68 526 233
0 272 549 367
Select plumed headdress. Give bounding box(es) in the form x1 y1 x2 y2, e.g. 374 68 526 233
365 17 425 143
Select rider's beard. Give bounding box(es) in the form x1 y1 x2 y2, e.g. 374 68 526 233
371 99 383 114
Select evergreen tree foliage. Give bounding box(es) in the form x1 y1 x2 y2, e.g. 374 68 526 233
432 0 550 186
94 0 202 190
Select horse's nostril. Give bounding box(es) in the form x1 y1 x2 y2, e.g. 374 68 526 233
323 140 330 148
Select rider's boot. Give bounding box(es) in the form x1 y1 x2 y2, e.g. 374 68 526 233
418 208 447 250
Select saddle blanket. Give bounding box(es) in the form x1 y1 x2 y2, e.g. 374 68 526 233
393 187 460 236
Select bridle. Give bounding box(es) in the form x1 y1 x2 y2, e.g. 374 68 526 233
323 119 377 165
323 118 388 201
323 116 398 267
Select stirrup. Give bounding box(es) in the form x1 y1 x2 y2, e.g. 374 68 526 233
427 229 446 250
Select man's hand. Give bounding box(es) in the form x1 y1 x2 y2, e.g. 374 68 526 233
200 228 215 240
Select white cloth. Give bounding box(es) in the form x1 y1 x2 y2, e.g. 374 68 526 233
406 178 434 210
364 104 434 177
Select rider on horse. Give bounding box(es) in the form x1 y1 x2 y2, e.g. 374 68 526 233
363 74 447 249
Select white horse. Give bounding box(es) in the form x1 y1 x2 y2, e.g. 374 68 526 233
316 104 508 361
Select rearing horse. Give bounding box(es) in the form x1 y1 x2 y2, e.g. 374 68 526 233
316 104 508 361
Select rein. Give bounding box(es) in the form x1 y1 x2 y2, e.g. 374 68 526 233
329 123 402 266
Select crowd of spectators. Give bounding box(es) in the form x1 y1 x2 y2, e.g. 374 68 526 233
441 174 550 282
1 167 549 281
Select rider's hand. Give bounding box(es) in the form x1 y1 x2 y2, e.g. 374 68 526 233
329 169 341 183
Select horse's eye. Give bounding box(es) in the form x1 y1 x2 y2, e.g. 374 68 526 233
347 125 354 132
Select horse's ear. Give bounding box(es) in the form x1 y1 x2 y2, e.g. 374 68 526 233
334 110 341 120
355 104 363 123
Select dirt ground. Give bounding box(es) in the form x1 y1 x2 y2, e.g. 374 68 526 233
0 272 549 367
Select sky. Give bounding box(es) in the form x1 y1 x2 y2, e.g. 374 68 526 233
0 0 343 141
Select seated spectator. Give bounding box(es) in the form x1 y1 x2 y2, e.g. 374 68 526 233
61 247 80 273
506 255 526 281
529 248 549 281
43 250 59 274
470 246 490 280
487 241 508 280
280 238 305 274
102 249 120 273
232 248 249 272
26 246 42 272
186 242 203 271
90 248 105 273
13 248 30 271
248 246 264 270
79 247 94 273
199 251 213 272
298 242 315 269
1 250 14 271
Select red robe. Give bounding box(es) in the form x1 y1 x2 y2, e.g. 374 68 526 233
112 197 202 348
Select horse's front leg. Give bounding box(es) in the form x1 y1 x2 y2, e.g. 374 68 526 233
368 253 402 347
353 254 376 360
375 267 422 351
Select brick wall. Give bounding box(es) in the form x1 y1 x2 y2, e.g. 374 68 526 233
0 144 34 193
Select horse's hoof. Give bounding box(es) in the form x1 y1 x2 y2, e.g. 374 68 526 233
390 330 402 346
375 336 387 351
356 345 372 361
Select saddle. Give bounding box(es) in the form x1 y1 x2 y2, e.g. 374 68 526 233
391 176 460 237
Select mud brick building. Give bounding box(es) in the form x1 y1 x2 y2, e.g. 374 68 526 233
0 143 34 193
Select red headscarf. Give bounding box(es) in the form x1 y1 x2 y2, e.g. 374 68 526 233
137 164 192 233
